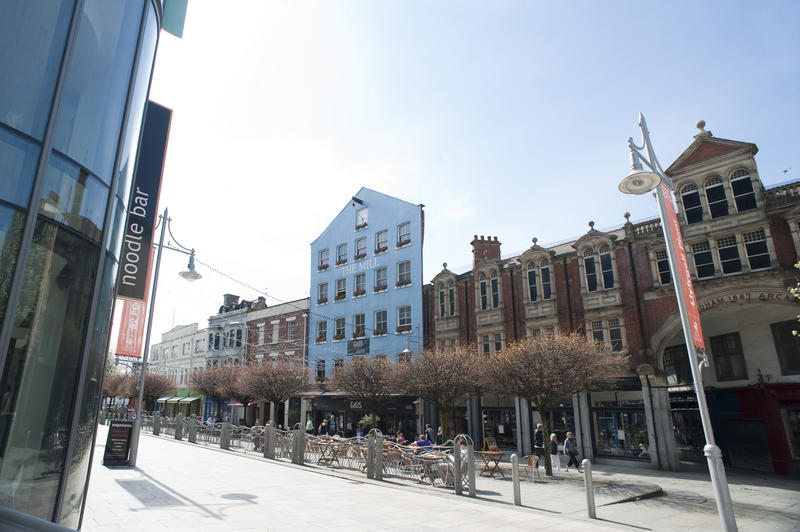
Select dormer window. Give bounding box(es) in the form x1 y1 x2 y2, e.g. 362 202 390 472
583 245 614 292
526 258 553 302
730 169 756 212
681 184 703 224
705 176 728 218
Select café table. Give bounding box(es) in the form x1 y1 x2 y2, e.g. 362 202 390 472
475 450 505 478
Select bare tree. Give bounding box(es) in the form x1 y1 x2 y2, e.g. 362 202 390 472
190 366 228 419
217 364 256 424
103 374 125 402
124 372 176 411
244 360 310 425
483 331 628 476
330 356 397 425
397 344 480 439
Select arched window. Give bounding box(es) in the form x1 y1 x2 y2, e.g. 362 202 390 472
599 244 614 289
540 259 552 299
730 169 756 212
681 184 703 224
236 329 242 347
705 176 728 218
527 262 538 302
448 280 456 315
479 273 488 310
584 247 598 292
490 271 500 308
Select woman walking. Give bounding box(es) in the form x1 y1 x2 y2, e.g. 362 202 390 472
549 433 561 471
563 431 582 472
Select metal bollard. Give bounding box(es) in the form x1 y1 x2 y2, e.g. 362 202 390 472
188 418 197 443
264 426 274 459
374 436 383 481
467 442 476 497
175 414 184 440
366 435 375 479
220 422 231 450
582 459 596 519
293 428 305 465
153 412 160 436
512 454 521 506
454 444 463 495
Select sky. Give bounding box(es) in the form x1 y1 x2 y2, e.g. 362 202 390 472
116 0 800 350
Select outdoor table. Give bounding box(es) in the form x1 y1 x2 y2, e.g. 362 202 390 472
415 454 446 485
475 450 505 478
317 441 342 466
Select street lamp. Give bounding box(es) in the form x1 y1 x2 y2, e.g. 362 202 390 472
619 114 737 531
128 207 201 467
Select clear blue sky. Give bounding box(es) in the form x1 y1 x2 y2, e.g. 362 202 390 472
126 0 800 346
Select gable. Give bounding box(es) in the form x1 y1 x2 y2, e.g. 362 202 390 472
666 137 757 175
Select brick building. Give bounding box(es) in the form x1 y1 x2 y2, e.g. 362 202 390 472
424 123 800 475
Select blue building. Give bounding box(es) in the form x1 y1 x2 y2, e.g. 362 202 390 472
308 188 424 379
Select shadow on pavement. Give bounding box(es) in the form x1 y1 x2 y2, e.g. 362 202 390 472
116 479 185 507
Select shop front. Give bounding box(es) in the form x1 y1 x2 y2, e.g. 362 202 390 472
590 385 650 460
311 394 416 438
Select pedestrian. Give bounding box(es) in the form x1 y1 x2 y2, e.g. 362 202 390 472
563 431 582 472
328 415 336 436
549 433 561 471
318 420 327 435
533 423 545 468
436 426 444 444
305 417 314 433
424 423 435 443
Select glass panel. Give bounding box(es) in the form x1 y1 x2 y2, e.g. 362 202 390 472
0 127 41 209
682 188 703 224
771 320 800 375
53 0 144 184
114 6 158 209
584 257 597 291
600 253 614 289
541 267 551 299
39 153 108 242
0 0 74 139
0 206 27 328
528 268 537 301
0 219 99 520
58 253 117 527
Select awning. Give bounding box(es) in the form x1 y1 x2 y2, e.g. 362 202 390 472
166 397 182 403
156 396 173 403
227 401 244 407
179 396 201 403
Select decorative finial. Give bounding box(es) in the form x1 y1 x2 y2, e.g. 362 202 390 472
588 221 595 229
624 212 631 222
532 237 538 245
694 119 712 138
442 262 447 269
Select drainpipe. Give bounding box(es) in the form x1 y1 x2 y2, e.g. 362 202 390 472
464 282 470 343
509 268 518 340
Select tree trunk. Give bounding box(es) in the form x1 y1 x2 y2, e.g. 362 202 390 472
438 406 452 440
537 403 553 477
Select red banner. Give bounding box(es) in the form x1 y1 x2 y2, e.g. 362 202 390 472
661 182 706 351
115 298 147 358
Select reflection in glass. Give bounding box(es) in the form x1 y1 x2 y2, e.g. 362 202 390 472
53 0 144 184
0 219 99 520
0 206 27 328
0 127 41 209
0 0 74 139
58 254 117 528
114 6 159 209
39 154 108 242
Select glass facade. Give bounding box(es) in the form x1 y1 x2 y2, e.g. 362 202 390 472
0 0 162 527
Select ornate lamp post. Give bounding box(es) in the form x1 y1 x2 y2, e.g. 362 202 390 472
619 114 736 531
128 208 201 466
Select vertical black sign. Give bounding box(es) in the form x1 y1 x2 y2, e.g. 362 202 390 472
117 102 172 300
103 420 134 466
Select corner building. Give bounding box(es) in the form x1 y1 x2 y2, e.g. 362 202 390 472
308 188 423 434
0 1 164 526
425 124 800 476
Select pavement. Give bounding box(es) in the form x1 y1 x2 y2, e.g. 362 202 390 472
83 425 800 531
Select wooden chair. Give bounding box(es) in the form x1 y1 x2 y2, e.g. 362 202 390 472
483 436 499 452
519 454 541 481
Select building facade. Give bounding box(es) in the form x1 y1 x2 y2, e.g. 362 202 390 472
424 124 800 476
308 188 424 379
245 297 308 365
0 0 164 526
207 294 251 366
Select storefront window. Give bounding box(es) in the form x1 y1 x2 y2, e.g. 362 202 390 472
591 390 649 459
781 406 800 461
0 207 26 328
0 219 99 520
0 127 41 209
670 392 704 463
482 407 516 449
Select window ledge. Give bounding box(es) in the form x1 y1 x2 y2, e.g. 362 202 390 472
396 240 411 248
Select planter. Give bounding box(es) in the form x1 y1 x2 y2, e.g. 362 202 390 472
373 285 387 292
396 325 411 333
336 260 347 266
396 279 411 288
397 239 411 247
317 264 329 271
316 336 326 343
334 295 346 302
355 223 368 230
373 328 387 336
375 246 388 254
353 290 366 297
333 334 345 341
354 253 366 260
317 298 328 305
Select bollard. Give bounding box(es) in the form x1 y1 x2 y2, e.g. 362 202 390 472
374 435 383 481
293 428 305 465
582 459 596 519
220 422 231 450
512 454 521 506
188 417 197 443
264 426 274 459
454 443 463 495
366 434 375 479
153 412 160 436
467 442 476 497
175 414 184 441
